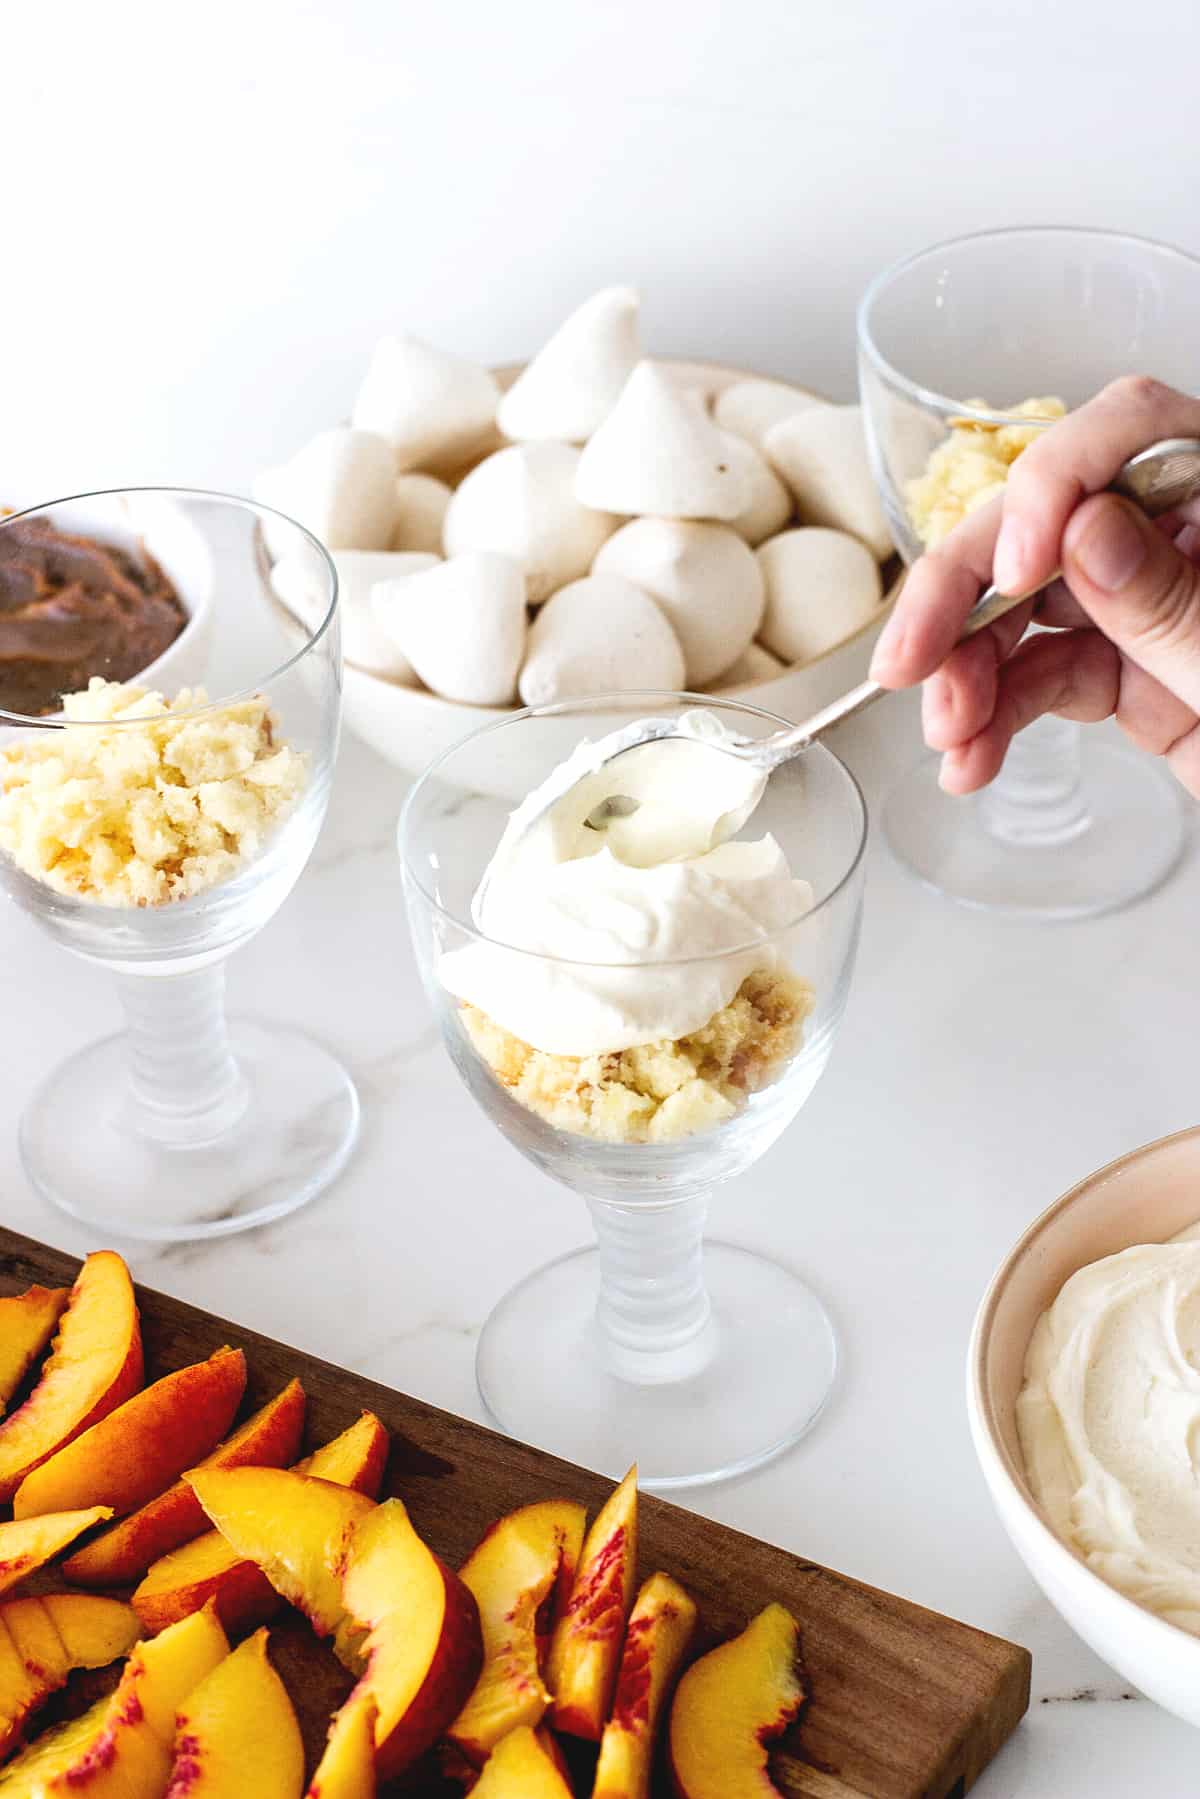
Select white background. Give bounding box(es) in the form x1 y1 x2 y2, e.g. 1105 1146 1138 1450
5 0 1200 503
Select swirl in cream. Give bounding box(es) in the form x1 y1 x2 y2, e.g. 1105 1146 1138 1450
1018 1236 1200 1634
438 711 812 1057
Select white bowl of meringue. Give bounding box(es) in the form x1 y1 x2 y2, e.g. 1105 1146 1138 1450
255 287 901 790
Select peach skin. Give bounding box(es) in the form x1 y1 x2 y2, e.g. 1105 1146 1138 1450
0 1251 142 1504
340 1499 483 1780
131 1412 389 1638
13 1347 246 1522
0 1595 139 1760
0 1287 69 1417
305 1690 377 1799
547 1465 639 1740
0 1602 228 1796
188 1467 374 1667
448 1497 587 1764
131 1528 281 1642
63 1377 306 1588
667 1602 805 1799
594 1572 697 1799
0 1507 113 1600
165 1627 304 1798
470 1725 574 1798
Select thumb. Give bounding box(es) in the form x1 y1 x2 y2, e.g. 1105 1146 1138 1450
1062 494 1200 714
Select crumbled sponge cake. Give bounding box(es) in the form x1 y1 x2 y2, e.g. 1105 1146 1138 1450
461 966 814 1145
0 677 306 906
905 396 1066 548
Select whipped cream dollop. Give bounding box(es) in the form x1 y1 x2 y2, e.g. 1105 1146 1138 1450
438 711 812 1056
1018 1234 1200 1634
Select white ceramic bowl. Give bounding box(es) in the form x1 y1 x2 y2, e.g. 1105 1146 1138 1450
968 1126 1200 1726
264 360 900 795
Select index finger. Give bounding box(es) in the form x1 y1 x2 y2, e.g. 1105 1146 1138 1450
869 492 1003 686
992 377 1200 594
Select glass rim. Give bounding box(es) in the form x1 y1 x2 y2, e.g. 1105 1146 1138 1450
855 223 1200 427
398 688 869 970
0 485 339 729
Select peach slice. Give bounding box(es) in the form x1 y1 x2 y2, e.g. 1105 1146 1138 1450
18 1593 141 1666
0 1507 113 1599
0 1252 143 1504
2 1596 66 1698
305 1689 377 1799
448 1497 587 1763
547 1465 639 1740
13 1346 247 1522
292 1412 389 1496
131 1412 389 1638
340 1498 483 1780
471 1725 574 1798
667 1602 804 1799
0 1287 69 1417
0 1595 140 1760
165 1626 304 1797
188 1467 375 1666
0 1603 228 1796
132 1528 282 1641
0 1608 36 1757
594 1572 697 1799
63 1377 307 1589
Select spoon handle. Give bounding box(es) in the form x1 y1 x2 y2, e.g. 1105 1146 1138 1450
769 578 1042 755
774 434 1200 757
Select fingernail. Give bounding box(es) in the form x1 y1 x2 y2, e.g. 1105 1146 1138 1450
993 521 1027 594
1073 497 1149 592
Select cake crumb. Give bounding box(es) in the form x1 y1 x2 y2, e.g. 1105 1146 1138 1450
461 966 813 1144
0 677 306 906
906 396 1066 548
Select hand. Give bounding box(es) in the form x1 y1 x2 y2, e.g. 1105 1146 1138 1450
868 377 1200 800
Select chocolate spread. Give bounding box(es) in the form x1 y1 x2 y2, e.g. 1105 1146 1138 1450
0 517 188 716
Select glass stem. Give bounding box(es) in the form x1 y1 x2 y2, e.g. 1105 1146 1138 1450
977 716 1091 847
116 965 249 1149
588 1193 714 1385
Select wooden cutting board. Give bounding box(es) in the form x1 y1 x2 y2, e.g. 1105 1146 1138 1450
0 1226 1029 1797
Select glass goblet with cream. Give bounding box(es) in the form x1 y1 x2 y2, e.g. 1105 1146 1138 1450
401 692 867 1490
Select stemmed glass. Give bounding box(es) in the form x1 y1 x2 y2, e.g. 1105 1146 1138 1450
858 226 1195 919
0 489 358 1242
400 692 866 1489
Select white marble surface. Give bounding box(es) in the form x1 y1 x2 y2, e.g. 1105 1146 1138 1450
3 682 1198 1796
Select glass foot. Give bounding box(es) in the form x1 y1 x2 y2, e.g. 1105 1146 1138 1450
476 1241 837 1490
20 1017 360 1242
884 743 1185 920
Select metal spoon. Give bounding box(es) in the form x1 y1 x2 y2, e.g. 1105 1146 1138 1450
576 435 1200 833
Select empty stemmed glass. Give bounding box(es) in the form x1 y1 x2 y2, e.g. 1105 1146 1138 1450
0 489 358 1241
858 226 1194 918
400 692 866 1489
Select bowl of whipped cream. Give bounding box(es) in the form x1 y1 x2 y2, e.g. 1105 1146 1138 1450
969 1126 1200 1725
